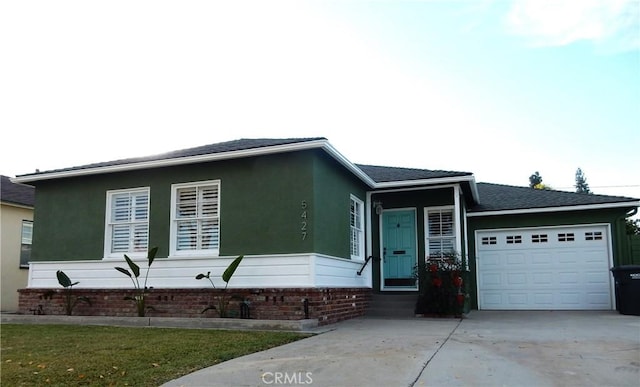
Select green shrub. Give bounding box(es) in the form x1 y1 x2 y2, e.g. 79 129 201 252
196 255 244 318
114 247 158 317
55 270 92 316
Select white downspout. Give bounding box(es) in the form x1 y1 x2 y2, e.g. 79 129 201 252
454 185 462 258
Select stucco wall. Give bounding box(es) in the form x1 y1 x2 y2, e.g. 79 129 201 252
30 149 370 263
0 203 32 311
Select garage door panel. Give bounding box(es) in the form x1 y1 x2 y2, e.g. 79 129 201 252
507 272 527 285
477 226 612 310
532 252 553 264
557 251 578 264
480 272 501 286
533 293 554 305
559 292 581 305
585 271 609 284
507 253 526 265
507 293 528 306
586 292 610 306
584 250 607 263
483 253 501 266
532 272 553 285
558 271 579 284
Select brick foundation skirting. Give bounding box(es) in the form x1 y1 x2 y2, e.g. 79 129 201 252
18 288 372 326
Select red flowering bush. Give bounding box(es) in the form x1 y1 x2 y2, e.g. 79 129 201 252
415 253 469 317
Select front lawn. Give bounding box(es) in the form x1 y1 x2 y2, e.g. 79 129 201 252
1 324 307 386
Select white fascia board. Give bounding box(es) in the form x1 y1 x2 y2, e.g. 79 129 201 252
321 142 377 187
12 140 331 184
467 200 640 217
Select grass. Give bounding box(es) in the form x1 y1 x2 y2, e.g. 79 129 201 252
1 324 308 386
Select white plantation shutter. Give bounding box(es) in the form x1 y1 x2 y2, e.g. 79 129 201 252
350 196 364 259
108 189 149 254
174 182 220 252
426 208 455 258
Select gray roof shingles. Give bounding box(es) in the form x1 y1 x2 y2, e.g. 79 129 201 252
17 137 327 178
356 164 472 182
1 175 35 207
470 182 638 213
12 137 638 212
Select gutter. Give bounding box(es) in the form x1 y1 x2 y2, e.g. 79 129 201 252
467 200 640 217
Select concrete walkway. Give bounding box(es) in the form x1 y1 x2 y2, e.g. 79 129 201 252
163 311 640 387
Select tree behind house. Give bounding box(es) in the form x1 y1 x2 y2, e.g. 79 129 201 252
529 171 543 188
529 171 551 190
575 168 591 194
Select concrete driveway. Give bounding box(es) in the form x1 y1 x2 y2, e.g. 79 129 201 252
420 311 639 387
163 311 640 387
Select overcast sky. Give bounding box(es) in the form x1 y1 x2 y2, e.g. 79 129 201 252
1 0 639 201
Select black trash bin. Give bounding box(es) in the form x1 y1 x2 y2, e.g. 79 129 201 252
610 265 640 316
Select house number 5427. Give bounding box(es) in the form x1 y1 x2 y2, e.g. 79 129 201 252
301 200 308 240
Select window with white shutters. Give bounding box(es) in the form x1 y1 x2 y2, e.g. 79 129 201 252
350 195 364 260
425 207 456 259
171 180 220 256
105 188 149 257
20 220 33 267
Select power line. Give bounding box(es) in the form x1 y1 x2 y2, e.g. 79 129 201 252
554 185 640 189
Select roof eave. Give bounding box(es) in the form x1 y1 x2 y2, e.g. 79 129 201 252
0 200 34 209
321 143 377 187
10 139 476 195
12 139 333 184
467 200 640 217
373 175 480 203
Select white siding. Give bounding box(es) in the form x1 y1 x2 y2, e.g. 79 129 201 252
28 254 372 289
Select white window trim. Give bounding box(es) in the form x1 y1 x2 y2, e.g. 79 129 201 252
424 205 457 260
20 220 33 268
103 187 150 259
350 195 365 261
169 179 221 258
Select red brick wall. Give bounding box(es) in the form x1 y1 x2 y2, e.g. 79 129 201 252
18 288 371 325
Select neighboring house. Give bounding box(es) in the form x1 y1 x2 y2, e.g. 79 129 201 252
12 138 639 321
1 175 35 312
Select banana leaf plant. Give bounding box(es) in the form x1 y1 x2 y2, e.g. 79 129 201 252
115 247 158 317
196 255 244 318
56 270 92 316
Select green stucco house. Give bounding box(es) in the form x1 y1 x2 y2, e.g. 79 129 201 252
13 138 639 322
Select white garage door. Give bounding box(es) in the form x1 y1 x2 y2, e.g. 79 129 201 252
477 225 612 310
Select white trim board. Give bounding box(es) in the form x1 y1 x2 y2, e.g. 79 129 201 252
467 201 640 217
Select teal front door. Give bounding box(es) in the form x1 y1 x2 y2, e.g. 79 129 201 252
382 210 417 289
